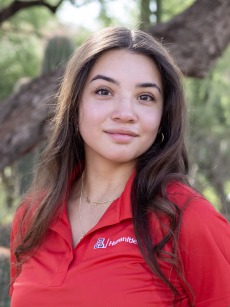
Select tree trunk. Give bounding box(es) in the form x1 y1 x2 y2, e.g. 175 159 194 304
146 0 230 78
140 0 152 28
0 68 64 171
0 0 63 24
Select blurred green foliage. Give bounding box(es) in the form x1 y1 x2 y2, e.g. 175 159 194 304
160 0 194 22
0 3 56 100
186 45 230 216
0 254 10 307
140 0 194 24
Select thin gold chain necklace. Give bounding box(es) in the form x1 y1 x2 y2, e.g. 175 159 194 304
78 176 85 241
82 172 119 206
78 174 114 242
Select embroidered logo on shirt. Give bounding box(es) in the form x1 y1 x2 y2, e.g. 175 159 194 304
94 237 137 249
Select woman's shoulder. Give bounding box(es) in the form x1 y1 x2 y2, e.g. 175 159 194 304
166 181 230 254
11 194 41 238
166 181 219 215
11 201 30 238
166 181 203 203
166 180 230 238
169 183 230 305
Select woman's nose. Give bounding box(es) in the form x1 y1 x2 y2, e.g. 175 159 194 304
111 96 137 122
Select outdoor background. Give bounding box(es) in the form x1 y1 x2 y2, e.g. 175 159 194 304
0 0 229 306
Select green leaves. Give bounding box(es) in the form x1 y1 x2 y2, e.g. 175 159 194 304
0 4 57 101
186 46 230 215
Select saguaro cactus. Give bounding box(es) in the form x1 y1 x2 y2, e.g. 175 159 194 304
41 36 75 74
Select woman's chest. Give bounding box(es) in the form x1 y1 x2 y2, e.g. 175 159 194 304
11 220 187 306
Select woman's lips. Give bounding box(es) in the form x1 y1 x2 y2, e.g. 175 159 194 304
104 129 138 142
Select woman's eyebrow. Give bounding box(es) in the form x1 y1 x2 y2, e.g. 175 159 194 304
90 75 161 94
136 82 161 94
90 74 119 85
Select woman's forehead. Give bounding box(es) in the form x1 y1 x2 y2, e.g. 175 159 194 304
86 49 162 89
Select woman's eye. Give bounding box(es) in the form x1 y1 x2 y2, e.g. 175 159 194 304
95 88 111 96
138 94 155 102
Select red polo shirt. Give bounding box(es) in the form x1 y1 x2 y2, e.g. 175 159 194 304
10 173 230 306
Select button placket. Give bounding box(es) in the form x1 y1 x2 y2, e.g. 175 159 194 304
49 245 74 287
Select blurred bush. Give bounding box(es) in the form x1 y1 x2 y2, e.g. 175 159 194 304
0 223 11 306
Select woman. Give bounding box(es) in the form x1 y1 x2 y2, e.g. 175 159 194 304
10 27 230 306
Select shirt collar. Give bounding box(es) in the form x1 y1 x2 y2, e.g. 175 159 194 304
50 166 135 242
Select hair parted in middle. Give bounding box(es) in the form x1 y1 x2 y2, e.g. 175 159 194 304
53 26 188 173
15 26 192 304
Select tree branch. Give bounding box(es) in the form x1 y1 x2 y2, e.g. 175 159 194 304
0 68 65 171
147 0 230 77
0 0 64 24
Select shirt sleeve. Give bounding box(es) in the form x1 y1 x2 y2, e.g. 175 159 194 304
178 196 230 306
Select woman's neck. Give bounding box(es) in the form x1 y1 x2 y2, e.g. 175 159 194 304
83 159 135 202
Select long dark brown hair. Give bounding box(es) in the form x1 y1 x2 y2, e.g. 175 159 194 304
14 27 193 304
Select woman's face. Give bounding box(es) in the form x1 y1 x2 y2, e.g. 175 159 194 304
79 49 163 166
